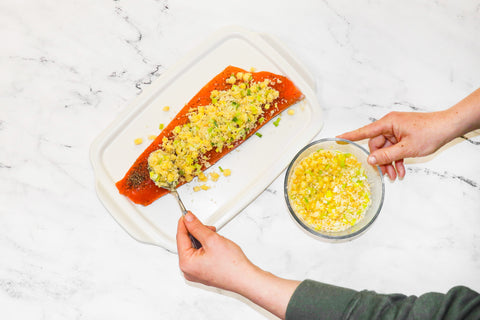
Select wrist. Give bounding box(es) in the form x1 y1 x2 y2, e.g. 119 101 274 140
445 88 480 138
232 262 265 296
235 265 300 319
438 109 463 144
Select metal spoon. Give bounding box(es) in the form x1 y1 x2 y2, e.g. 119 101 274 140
162 183 202 249
148 151 202 249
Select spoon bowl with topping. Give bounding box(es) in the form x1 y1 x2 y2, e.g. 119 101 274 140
148 149 202 249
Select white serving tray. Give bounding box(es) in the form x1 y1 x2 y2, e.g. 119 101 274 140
90 26 323 252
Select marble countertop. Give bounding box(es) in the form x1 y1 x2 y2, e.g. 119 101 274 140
1 0 479 319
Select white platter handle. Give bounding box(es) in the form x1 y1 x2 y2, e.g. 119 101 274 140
94 178 179 253
95 179 149 243
258 33 316 91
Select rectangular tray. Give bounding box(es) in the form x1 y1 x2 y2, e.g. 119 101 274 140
90 26 323 252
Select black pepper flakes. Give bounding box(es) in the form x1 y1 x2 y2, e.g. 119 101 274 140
127 164 149 189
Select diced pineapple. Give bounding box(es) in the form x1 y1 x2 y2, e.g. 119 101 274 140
198 172 208 182
210 172 220 182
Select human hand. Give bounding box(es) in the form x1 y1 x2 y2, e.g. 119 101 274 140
176 212 301 319
338 111 452 180
176 212 257 293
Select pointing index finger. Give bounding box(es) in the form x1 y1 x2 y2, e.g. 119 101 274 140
337 120 389 142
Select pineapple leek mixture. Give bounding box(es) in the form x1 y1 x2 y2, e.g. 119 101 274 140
148 72 280 188
288 150 371 232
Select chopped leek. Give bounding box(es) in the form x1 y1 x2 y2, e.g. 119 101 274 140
273 117 281 127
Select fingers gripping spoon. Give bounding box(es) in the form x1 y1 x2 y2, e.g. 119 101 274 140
148 151 202 249
163 185 202 250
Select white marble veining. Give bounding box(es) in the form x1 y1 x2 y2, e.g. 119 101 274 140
1 0 479 319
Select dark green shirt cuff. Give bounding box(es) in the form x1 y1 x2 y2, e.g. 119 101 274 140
286 279 358 320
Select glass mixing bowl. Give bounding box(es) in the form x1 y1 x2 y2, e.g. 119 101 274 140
284 138 385 241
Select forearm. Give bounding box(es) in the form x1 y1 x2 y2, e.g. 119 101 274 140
444 87 480 140
235 265 300 319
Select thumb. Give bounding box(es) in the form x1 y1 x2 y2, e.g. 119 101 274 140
183 212 215 244
369 142 409 165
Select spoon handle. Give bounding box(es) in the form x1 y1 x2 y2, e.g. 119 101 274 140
171 189 202 249
172 189 188 215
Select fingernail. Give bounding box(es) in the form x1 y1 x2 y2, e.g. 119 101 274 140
368 155 377 165
185 212 194 222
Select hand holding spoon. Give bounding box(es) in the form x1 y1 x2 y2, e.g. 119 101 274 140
148 150 202 249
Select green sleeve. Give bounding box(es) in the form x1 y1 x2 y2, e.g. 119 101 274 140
286 279 480 320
